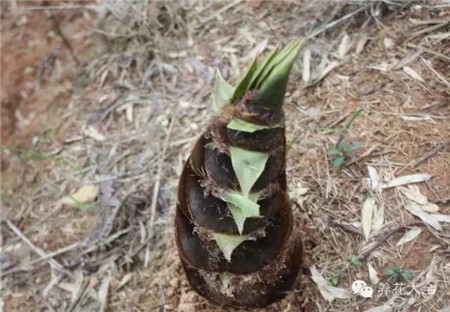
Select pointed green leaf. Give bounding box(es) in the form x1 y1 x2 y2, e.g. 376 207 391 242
248 44 281 89
227 118 271 133
227 203 247 234
327 148 343 156
212 69 235 113
221 191 260 216
222 191 261 234
252 40 298 90
333 156 346 168
229 146 269 197
232 57 258 102
212 232 249 261
254 39 304 111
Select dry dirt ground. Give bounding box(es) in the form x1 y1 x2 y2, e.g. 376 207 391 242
1 1 450 312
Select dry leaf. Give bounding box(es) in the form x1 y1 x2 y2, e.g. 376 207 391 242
371 204 384 234
381 174 432 189
338 33 351 58
397 227 422 246
98 274 111 312
422 203 440 213
362 197 375 241
84 125 106 141
433 214 450 223
403 66 425 82
310 266 352 302
368 166 380 189
393 49 422 70
364 305 393 312
310 61 340 86
302 46 311 83
405 202 442 231
61 184 99 208
356 33 369 54
399 186 428 204
368 263 380 284
384 37 394 49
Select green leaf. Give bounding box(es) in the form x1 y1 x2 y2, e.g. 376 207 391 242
345 108 362 130
400 271 414 279
227 118 272 133
327 148 343 155
227 203 248 235
248 44 281 89
346 143 361 152
251 40 299 90
384 267 397 275
212 232 249 261
328 276 339 286
351 255 363 266
212 69 235 113
252 39 304 111
333 156 346 168
229 146 269 197
221 191 260 216
0 193 9 206
232 57 258 102
222 191 261 234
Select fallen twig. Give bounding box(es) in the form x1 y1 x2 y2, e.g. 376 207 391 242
6 220 73 278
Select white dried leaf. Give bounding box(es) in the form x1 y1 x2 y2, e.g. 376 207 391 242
368 263 380 284
397 227 422 246
364 305 393 312
356 33 369 54
433 214 450 223
403 66 425 82
338 33 351 58
302 46 311 83
422 203 440 213
362 197 375 241
381 174 432 189
310 61 340 85
372 204 384 234
310 266 352 302
399 186 428 205
98 274 111 312
84 125 106 141
384 37 394 49
368 166 380 189
61 184 99 208
406 202 442 231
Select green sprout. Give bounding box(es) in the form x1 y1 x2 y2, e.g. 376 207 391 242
328 141 361 168
328 276 339 286
351 254 363 267
384 265 414 282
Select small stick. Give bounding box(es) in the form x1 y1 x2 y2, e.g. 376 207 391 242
328 218 363 236
401 139 450 172
307 6 366 39
144 116 175 267
358 222 422 260
6 220 73 278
